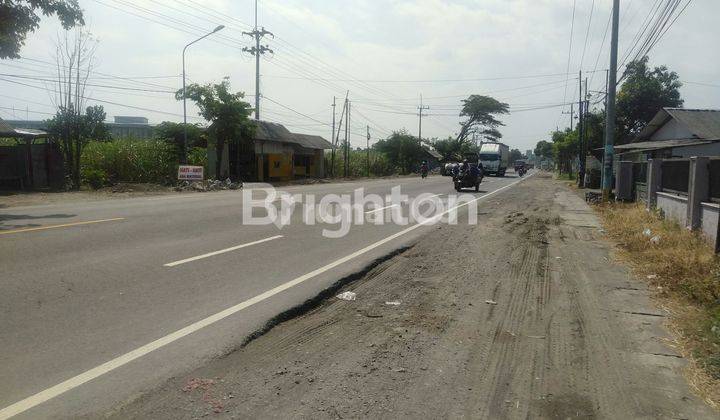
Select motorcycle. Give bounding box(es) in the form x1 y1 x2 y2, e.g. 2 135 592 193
453 166 482 192
421 168 428 179
518 167 526 177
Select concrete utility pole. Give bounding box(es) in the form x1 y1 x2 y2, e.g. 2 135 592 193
330 97 336 175
366 125 371 177
418 94 429 143
602 0 620 199
331 91 349 177
345 100 351 177
577 70 584 188
243 0 273 121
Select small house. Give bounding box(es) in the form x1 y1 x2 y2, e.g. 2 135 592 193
210 121 333 182
615 108 720 161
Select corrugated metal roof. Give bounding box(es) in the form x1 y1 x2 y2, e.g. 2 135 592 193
615 138 720 151
636 108 720 141
0 117 47 138
253 121 332 149
665 108 720 139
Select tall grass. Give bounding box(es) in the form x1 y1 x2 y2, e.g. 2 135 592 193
82 138 179 186
325 150 395 178
598 202 720 401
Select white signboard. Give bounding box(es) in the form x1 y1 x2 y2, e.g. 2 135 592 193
178 165 204 181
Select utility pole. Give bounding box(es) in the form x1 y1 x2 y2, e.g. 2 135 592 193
578 70 584 188
344 98 350 177
331 96 336 176
366 125 371 177
332 91 349 177
418 94 429 143
243 0 273 121
602 0 620 200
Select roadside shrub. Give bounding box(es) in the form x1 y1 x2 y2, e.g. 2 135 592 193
82 138 178 184
324 150 396 177
81 168 108 189
188 147 207 170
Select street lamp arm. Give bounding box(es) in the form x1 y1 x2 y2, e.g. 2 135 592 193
181 25 225 164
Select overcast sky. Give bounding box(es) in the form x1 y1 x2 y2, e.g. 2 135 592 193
1 0 718 152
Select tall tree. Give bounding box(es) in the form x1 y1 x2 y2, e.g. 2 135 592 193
616 56 683 143
551 129 578 174
0 1 84 59
43 29 99 189
534 140 553 160
176 79 254 179
456 95 509 143
481 128 503 142
374 130 426 174
46 105 110 188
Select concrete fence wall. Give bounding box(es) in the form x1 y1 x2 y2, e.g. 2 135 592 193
617 156 720 251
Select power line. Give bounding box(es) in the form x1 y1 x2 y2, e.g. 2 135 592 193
579 0 596 68
261 71 603 84
560 0 578 123
0 76 205 121
0 73 175 93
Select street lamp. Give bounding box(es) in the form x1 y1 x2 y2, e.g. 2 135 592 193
182 25 225 163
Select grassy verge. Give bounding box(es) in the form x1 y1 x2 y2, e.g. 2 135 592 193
597 202 720 407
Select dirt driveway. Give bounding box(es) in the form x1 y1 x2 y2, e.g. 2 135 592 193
108 174 717 419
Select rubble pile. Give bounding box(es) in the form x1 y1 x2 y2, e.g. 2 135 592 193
174 178 242 192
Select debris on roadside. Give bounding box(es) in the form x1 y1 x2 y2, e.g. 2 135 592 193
649 235 661 244
485 300 498 305
174 178 242 192
385 300 401 306
336 291 357 301
642 228 652 237
647 274 658 279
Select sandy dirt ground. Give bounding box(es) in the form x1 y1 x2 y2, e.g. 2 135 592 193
106 174 717 419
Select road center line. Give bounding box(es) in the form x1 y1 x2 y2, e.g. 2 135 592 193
0 173 532 419
164 235 283 267
0 218 126 236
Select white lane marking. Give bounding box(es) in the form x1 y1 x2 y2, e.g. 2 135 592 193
365 204 399 214
164 235 283 267
365 194 441 214
0 173 533 419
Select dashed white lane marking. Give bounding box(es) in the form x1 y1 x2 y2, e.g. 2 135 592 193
164 235 283 267
0 173 533 420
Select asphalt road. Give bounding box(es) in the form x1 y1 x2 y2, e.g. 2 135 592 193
0 173 527 419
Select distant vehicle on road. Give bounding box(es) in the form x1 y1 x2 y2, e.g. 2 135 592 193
479 142 509 177
514 159 526 171
452 161 483 192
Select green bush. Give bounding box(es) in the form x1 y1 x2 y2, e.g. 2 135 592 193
82 138 178 184
81 168 108 189
187 147 208 169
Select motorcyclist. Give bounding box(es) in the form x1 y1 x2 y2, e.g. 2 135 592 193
420 160 429 178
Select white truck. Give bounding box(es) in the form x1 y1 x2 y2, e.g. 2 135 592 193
479 142 510 177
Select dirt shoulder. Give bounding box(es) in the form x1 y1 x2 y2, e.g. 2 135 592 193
107 174 717 419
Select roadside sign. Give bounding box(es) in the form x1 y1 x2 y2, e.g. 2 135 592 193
178 165 204 181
